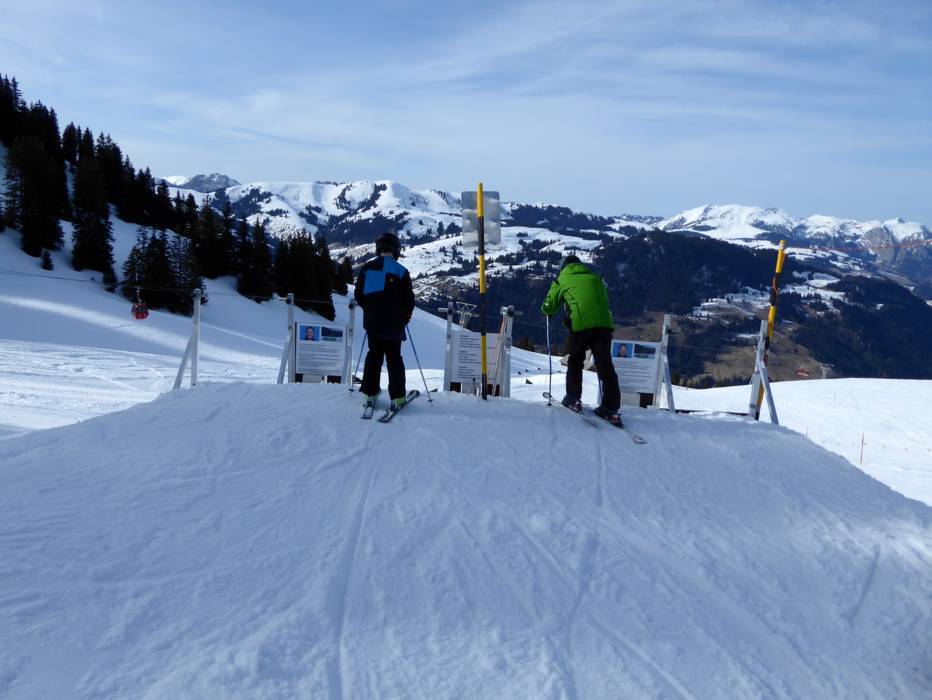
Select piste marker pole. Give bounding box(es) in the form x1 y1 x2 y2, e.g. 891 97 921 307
478 181 489 400
756 239 787 419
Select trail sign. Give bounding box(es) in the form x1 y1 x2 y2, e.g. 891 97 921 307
461 190 501 247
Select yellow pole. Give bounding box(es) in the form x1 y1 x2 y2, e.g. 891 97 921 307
477 182 489 399
756 240 787 418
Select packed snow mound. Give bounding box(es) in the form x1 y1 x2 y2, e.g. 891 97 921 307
2 384 930 698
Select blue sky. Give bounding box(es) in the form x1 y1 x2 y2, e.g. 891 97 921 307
1 0 931 222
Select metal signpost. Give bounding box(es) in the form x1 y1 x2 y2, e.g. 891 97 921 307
462 183 502 400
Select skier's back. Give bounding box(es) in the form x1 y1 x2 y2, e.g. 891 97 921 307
541 255 622 424
354 233 415 409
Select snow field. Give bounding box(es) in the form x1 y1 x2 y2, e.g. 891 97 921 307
1 383 930 698
674 379 932 507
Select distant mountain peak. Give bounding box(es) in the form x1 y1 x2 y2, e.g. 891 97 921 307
165 173 241 192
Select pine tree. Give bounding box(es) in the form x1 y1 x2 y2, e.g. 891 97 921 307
273 238 292 297
94 133 124 207
168 234 203 315
283 234 315 305
181 193 198 238
78 127 95 165
122 227 150 299
151 180 174 232
61 122 79 164
332 258 349 296
0 75 23 144
235 218 254 292
3 136 64 256
311 233 336 319
237 220 273 301
71 157 116 284
337 256 354 287
194 197 222 278
251 220 274 301
117 157 142 223
218 199 236 277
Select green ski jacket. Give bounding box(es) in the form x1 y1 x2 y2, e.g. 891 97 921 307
540 262 614 331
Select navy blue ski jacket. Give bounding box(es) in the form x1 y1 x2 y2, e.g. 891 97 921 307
354 255 415 340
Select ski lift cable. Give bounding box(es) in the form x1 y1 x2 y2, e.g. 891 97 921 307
0 268 343 306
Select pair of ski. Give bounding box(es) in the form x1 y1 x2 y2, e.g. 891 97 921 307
361 390 420 423
543 392 647 444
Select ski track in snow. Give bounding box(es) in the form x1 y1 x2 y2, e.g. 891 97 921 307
1 382 931 697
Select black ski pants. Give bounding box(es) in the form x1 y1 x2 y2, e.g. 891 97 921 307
361 336 406 400
565 326 621 412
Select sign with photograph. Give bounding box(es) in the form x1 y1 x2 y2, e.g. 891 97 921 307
294 323 347 377
611 340 661 394
451 329 500 383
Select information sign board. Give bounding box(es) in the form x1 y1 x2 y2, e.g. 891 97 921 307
611 340 661 394
451 330 500 383
295 323 347 377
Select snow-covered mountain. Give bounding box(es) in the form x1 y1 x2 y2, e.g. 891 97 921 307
659 203 931 255
167 179 931 287
162 172 241 192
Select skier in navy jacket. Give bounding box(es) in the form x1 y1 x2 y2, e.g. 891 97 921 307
354 233 416 409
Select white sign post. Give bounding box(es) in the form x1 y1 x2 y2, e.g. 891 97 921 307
277 293 296 385
747 319 779 425
443 305 513 397
651 314 676 411
173 288 202 391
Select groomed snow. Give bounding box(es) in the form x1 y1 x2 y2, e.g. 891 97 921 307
1 382 930 698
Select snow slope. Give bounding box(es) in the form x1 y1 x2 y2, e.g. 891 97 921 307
1 383 930 698
0 219 543 437
674 379 932 507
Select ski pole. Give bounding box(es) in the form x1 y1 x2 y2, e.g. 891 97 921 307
406 323 433 403
546 315 553 406
350 331 367 392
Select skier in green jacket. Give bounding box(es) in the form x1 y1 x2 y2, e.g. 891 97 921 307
541 255 622 425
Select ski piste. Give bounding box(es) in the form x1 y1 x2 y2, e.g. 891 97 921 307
543 392 647 444
378 390 420 423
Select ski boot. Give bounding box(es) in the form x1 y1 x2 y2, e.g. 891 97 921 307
561 395 583 413
361 392 380 419
594 406 623 428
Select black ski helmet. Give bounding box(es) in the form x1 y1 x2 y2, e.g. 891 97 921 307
375 232 402 258
561 254 582 269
